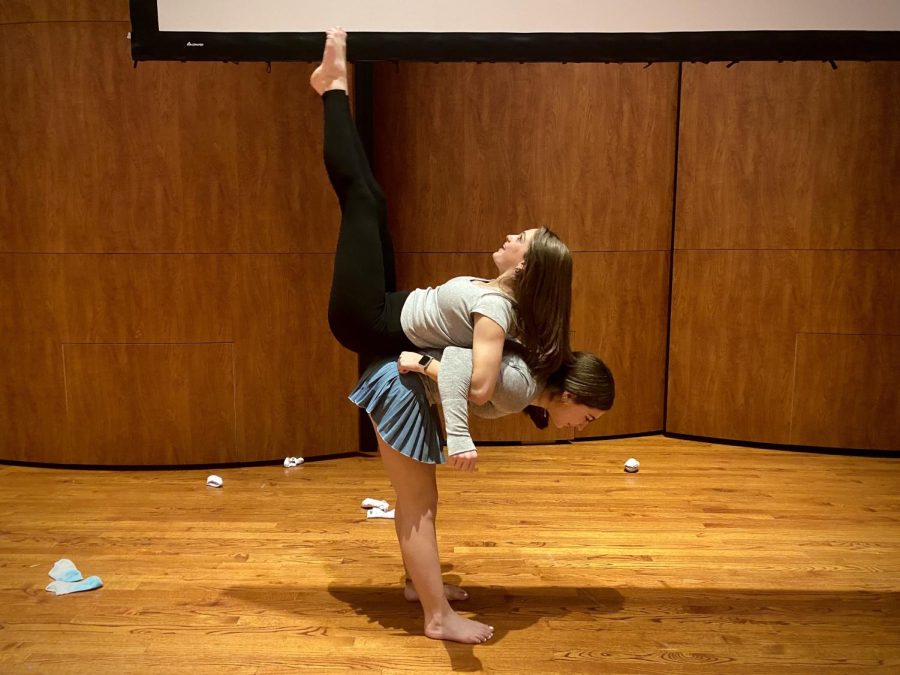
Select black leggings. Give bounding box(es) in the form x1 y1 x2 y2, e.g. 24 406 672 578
323 90 416 358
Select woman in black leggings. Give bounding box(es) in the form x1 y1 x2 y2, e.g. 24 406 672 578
320 87 413 360
313 28 574 407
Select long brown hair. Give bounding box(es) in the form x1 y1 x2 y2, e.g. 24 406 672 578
524 351 616 429
509 227 573 380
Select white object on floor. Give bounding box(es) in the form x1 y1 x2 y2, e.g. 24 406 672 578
45 575 103 596
49 559 83 582
206 474 223 487
366 507 395 520
361 498 390 511
624 458 640 473
283 456 305 468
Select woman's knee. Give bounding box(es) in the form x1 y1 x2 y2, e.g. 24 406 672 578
326 306 365 352
327 294 385 351
395 476 438 519
396 480 438 511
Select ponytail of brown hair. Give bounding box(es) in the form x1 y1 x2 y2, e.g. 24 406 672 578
509 227 573 380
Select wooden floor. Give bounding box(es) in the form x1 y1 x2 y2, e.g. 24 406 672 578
1 435 898 674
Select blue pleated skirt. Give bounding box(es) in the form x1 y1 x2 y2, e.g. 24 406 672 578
349 358 445 464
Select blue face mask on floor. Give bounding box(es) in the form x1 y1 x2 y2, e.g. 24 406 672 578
45 576 104 596
45 558 104 595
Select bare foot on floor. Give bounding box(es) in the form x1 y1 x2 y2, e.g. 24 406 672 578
425 609 493 644
404 580 469 603
310 27 348 95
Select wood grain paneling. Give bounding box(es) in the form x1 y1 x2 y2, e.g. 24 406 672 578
233 254 359 460
572 252 670 439
0 18 358 464
62 343 237 465
671 61 900 450
677 62 900 250
791 334 900 451
667 251 900 450
0 21 334 254
0 256 67 461
373 62 678 253
0 342 68 462
59 255 235 343
0 254 357 464
0 0 126 23
803 252 900 336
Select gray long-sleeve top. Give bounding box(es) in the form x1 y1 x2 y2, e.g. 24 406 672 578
421 346 541 456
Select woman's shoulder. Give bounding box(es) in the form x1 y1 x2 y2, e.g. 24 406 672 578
446 275 486 285
440 276 509 300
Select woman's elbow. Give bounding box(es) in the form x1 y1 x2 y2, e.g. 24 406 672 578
468 385 494 406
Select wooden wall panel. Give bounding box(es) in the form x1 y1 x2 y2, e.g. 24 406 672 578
375 61 675 444
791 334 900 451
59 255 234 343
804 252 900 336
0 341 68 462
0 254 356 464
667 251 804 445
0 0 126 23
0 18 358 464
0 256 67 462
677 62 900 250
373 62 678 253
667 251 900 450
62 343 237 465
232 254 359 461
0 21 334 254
572 252 669 439
671 61 900 450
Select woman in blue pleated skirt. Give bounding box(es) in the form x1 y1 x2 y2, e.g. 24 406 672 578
312 28 614 646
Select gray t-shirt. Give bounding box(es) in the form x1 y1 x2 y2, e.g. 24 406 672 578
421 346 540 455
400 276 515 348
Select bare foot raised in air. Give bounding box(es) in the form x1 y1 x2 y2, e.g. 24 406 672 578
404 580 469 603
425 608 493 644
310 27 348 95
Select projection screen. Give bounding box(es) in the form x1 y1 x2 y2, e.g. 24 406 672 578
130 0 900 62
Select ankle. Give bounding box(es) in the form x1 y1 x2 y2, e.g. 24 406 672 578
424 606 455 626
325 79 348 93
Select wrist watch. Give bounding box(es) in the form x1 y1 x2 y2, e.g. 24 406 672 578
418 354 433 370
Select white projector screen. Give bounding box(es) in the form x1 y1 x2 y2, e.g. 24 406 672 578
156 0 900 34
130 0 900 63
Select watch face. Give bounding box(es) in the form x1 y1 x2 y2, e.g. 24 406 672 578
418 354 431 366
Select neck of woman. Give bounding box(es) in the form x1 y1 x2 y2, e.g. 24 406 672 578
487 272 517 297
531 387 555 409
